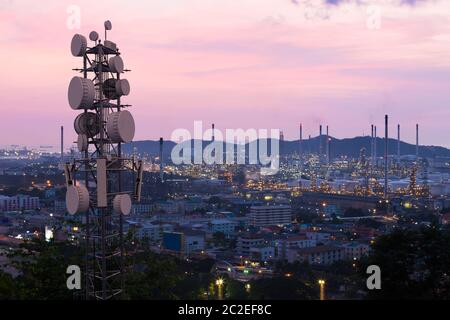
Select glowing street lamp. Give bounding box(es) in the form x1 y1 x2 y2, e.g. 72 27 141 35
318 279 326 301
216 278 224 300
215 278 224 286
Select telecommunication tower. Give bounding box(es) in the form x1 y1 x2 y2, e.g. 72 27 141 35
64 21 143 300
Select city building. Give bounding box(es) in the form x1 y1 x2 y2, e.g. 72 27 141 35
0 194 40 212
162 229 206 256
340 242 370 260
136 222 175 243
275 235 317 260
249 205 292 227
249 245 275 262
236 234 265 257
287 245 345 265
208 219 235 236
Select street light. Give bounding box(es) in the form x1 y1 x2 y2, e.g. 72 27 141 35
318 279 326 301
216 278 224 300
215 278 224 286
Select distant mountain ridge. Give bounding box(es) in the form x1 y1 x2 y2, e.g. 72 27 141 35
123 136 450 162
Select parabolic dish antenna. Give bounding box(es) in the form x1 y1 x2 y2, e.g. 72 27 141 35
74 112 100 137
115 79 130 96
68 77 95 109
66 185 90 215
113 194 132 215
106 110 135 143
102 78 119 100
77 134 88 152
71 34 87 57
104 20 112 30
89 31 99 42
109 56 124 73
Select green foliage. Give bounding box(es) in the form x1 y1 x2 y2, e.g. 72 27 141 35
224 278 248 300
248 277 315 300
360 227 450 299
123 252 182 299
0 270 17 299
4 239 82 299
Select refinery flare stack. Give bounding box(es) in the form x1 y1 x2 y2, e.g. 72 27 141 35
64 21 144 300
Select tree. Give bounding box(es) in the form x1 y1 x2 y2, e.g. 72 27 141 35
124 252 182 299
225 278 247 300
359 227 450 299
7 239 82 299
248 277 315 300
0 270 17 299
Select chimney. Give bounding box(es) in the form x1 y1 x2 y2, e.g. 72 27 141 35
319 125 322 157
374 125 377 167
416 123 419 160
326 125 329 165
299 123 303 168
212 123 215 142
159 137 164 183
397 124 401 164
60 126 64 162
371 124 374 167
384 115 388 199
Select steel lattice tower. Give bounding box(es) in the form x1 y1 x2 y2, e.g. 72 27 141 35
64 21 143 300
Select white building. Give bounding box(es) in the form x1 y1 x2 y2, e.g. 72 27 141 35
184 230 206 255
306 231 331 243
275 235 316 260
250 245 275 262
340 242 370 260
249 205 292 227
236 235 265 257
0 194 40 212
137 222 175 243
132 203 153 215
287 245 345 265
209 219 235 236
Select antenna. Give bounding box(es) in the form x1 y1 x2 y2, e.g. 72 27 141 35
66 22 140 300
104 20 112 40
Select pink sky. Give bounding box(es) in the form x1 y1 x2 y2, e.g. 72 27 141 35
1 0 450 149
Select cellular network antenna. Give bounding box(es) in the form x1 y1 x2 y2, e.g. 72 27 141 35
66 21 142 300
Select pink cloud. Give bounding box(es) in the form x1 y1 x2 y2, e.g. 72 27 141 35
0 0 449 149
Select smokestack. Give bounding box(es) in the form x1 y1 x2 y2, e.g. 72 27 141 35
60 126 64 162
326 125 329 165
299 123 303 167
397 124 401 164
371 124 374 167
159 137 164 183
416 123 419 160
384 115 388 199
212 123 215 142
319 125 322 157
374 126 377 167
